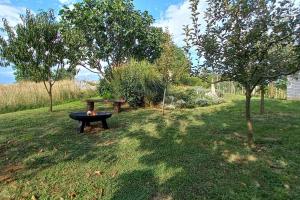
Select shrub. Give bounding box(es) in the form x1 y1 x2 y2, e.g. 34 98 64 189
98 79 113 99
165 86 224 109
99 60 164 107
178 75 210 87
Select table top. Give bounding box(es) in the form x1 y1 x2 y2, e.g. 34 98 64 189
86 99 125 103
69 112 112 121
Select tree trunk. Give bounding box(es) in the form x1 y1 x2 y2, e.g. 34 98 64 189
210 77 217 96
162 86 167 115
260 85 265 115
245 89 254 147
49 84 53 112
211 83 217 95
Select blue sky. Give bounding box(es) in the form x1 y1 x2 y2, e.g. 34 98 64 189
0 0 194 84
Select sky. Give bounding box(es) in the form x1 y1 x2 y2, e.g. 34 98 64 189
0 0 299 84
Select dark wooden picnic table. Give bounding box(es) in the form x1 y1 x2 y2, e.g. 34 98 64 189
86 99 125 113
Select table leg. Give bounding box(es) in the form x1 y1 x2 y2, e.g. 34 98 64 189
114 102 121 113
87 102 95 111
101 120 108 129
80 121 86 133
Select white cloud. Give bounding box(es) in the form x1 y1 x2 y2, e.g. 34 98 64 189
154 0 208 47
59 0 76 6
0 0 26 27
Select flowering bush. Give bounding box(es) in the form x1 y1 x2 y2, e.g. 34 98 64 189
164 86 224 109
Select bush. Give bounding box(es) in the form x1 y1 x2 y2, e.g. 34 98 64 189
98 79 113 99
165 86 224 109
99 60 164 107
178 75 210 87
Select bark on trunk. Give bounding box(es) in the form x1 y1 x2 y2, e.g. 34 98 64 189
162 86 167 115
211 77 217 96
211 83 217 96
49 84 53 112
260 85 265 115
245 89 254 147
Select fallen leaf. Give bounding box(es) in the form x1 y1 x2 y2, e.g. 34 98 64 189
284 184 290 189
31 195 38 200
94 171 103 176
68 192 76 199
111 171 118 178
99 188 104 197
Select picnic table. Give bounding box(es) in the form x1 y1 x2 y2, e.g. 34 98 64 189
86 99 125 113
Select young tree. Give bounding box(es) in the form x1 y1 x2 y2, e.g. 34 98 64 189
0 10 84 111
185 0 300 147
60 0 164 80
155 31 190 114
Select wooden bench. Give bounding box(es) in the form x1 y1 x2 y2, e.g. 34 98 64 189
86 99 125 113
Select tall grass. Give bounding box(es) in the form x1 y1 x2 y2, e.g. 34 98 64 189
0 80 97 113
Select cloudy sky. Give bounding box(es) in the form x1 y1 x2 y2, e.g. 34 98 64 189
0 0 299 84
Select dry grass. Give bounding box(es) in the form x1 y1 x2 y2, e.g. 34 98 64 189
0 80 97 113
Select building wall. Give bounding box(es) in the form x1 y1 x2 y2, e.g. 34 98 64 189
287 73 300 100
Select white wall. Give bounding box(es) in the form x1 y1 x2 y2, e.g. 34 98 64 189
287 72 300 100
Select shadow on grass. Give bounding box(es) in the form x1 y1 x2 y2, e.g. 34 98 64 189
0 104 116 181
0 98 300 199
111 98 300 200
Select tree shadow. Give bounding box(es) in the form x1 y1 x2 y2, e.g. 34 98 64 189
112 98 300 199
0 103 158 187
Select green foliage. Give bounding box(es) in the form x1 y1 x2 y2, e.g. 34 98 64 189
179 75 210 87
60 0 164 78
166 86 224 109
98 79 114 99
99 60 164 107
14 66 77 82
155 31 190 84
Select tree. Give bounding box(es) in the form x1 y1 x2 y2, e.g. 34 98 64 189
14 63 78 82
60 0 164 80
185 0 300 147
155 31 190 114
0 10 84 111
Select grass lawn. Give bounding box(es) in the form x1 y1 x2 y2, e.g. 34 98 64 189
0 95 300 199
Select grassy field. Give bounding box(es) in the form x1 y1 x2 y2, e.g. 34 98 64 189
0 80 97 114
0 95 299 199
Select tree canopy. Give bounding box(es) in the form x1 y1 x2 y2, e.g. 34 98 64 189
60 0 164 79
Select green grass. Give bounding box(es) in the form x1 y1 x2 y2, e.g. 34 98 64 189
0 95 300 199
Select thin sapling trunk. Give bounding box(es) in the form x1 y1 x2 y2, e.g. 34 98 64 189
260 85 265 114
43 80 54 112
162 85 167 115
245 88 255 147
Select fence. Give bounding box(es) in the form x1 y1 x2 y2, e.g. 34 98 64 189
216 81 287 99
